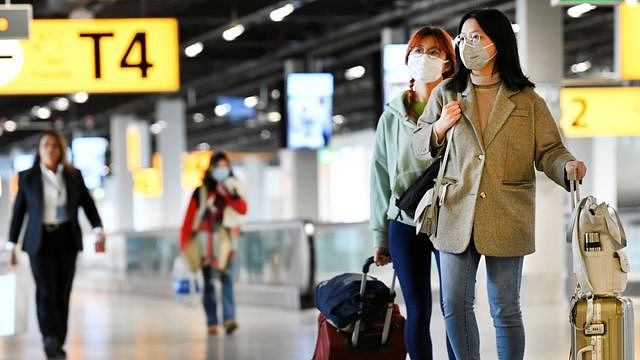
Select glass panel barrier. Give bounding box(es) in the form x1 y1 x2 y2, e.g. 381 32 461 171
235 221 312 295
76 220 315 308
313 222 396 289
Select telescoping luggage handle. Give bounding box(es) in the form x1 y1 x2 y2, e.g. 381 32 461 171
351 256 397 348
568 167 581 211
567 167 596 329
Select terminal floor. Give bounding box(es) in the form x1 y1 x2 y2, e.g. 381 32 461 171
1 290 640 359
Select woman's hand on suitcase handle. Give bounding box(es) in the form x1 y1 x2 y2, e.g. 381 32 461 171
10 248 17 266
565 160 587 181
374 247 391 266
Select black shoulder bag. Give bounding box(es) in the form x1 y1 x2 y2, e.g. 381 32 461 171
395 160 441 219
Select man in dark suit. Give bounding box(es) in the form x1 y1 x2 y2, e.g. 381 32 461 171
8 131 105 360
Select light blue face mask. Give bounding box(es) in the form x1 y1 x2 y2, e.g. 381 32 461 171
211 167 230 181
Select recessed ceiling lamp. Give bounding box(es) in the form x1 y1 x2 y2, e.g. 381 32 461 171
52 97 70 111
267 111 282 122
223 24 245 41
570 60 592 73
244 96 259 108
345 65 366 80
215 104 232 117
270 3 295 22
4 120 17 132
185 42 204 58
71 92 89 103
567 4 596 18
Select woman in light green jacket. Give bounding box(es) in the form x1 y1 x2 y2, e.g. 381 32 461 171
370 26 456 360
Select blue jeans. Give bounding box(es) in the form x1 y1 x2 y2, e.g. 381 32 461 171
388 220 456 360
440 242 524 360
202 264 235 326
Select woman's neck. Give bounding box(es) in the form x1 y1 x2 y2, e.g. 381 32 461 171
413 79 441 103
42 162 59 171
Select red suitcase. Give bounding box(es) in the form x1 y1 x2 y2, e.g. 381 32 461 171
312 257 407 360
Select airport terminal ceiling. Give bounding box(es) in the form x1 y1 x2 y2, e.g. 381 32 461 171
0 0 617 154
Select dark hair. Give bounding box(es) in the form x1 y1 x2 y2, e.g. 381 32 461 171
202 151 233 190
446 8 534 93
33 130 73 170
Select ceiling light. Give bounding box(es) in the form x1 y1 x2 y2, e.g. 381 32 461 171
36 106 52 119
150 121 167 135
570 60 592 73
271 89 281 99
244 96 259 108
71 91 89 103
345 65 366 80
185 42 204 58
511 23 520 33
215 104 232 117
4 120 17 132
222 24 245 41
332 114 345 125
567 4 596 18
196 142 210 151
150 123 163 134
52 97 70 111
193 113 205 123
267 111 282 122
270 3 295 22
31 106 41 117
304 222 315 236
260 129 272 139
69 7 95 19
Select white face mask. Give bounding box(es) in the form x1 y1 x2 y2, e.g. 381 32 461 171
460 42 496 71
407 55 447 84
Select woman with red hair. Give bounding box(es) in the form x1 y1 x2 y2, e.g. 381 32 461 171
370 27 456 360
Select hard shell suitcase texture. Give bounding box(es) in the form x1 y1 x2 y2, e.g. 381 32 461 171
571 296 634 360
312 304 406 360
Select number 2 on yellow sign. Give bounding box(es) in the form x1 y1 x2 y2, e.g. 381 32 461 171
571 98 587 128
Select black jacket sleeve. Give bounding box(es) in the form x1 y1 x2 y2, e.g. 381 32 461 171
77 169 103 228
8 174 27 244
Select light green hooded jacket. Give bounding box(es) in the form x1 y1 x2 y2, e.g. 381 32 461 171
370 91 436 248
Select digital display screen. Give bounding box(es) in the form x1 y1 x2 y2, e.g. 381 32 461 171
12 153 35 173
217 96 256 121
72 137 108 189
383 44 410 107
286 73 334 149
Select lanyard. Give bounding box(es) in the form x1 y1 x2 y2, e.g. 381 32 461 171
43 170 64 200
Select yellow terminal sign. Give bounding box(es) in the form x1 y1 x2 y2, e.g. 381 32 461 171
560 87 640 137
181 150 212 189
0 18 179 94
133 167 163 197
620 3 640 80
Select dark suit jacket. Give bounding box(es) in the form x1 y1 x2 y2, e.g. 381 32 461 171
8 165 103 255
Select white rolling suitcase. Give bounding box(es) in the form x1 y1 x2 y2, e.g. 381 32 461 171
566 173 634 359
0 250 32 337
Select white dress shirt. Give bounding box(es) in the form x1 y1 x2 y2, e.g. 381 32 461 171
40 163 68 225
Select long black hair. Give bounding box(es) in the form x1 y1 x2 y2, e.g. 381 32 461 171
202 151 234 190
446 8 534 93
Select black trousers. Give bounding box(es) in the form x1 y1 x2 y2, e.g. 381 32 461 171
28 224 78 345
